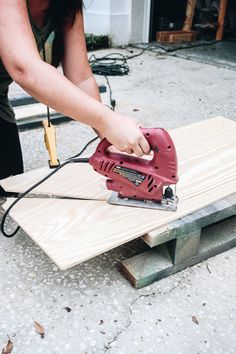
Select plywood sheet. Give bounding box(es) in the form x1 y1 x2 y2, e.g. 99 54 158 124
1 163 110 201
2 117 236 270
1 116 235 201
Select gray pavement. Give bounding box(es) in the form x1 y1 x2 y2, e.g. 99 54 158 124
1 47 236 354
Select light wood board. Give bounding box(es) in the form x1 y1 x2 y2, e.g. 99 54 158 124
2 116 236 269
1 116 235 201
1 163 111 201
15 103 56 121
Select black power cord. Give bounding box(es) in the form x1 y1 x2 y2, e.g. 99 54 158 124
42 44 51 128
2 40 221 237
1 135 98 238
1 46 154 238
89 41 220 77
89 41 220 109
130 40 221 54
89 53 129 76
88 45 156 77
88 46 156 110
0 42 100 237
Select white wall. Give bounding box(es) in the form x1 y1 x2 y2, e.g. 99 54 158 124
83 0 110 36
83 0 132 46
83 0 151 46
110 0 131 45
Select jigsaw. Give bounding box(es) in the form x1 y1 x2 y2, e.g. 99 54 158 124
89 128 179 211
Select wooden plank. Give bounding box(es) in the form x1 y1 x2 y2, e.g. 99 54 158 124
143 193 236 247
1 117 236 270
156 30 197 44
121 216 236 288
1 163 111 201
1 116 235 200
14 102 57 121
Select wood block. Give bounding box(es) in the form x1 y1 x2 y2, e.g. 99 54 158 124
167 229 201 264
156 30 197 43
1 117 236 270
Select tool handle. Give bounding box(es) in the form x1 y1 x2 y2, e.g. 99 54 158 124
90 127 178 186
96 128 152 154
42 119 60 168
96 136 112 153
96 128 170 163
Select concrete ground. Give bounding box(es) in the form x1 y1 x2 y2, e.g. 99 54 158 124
1 47 236 354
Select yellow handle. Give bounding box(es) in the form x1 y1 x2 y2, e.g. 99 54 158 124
42 119 60 167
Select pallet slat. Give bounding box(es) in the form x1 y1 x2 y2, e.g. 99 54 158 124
143 193 236 247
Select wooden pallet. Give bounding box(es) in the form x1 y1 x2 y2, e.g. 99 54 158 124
120 193 236 288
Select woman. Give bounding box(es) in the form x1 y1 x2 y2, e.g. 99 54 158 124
0 0 150 194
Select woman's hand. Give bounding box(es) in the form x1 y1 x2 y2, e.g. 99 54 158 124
100 113 150 157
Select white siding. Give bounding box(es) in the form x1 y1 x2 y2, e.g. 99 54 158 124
83 0 151 45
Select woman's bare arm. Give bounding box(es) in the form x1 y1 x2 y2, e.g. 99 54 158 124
62 10 104 139
62 11 101 101
0 0 149 156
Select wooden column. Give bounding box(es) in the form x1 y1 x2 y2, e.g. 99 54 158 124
182 0 197 31
216 0 228 40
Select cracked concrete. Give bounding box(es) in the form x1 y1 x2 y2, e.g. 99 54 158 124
1 47 236 354
103 285 182 353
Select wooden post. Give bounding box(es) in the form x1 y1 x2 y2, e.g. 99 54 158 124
167 230 201 265
216 0 228 41
182 0 197 31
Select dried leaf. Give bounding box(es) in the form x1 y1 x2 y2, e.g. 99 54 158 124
64 307 72 313
192 315 199 325
2 337 13 354
33 319 45 338
206 263 212 274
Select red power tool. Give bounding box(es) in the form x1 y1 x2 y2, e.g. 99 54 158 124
89 128 179 211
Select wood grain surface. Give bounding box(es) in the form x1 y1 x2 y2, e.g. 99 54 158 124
1 163 111 201
2 116 234 201
2 117 236 269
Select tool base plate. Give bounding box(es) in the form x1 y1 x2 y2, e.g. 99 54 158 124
108 192 178 211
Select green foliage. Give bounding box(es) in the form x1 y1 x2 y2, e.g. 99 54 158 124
85 34 109 51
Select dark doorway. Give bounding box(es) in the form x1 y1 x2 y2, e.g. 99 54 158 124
149 0 188 42
149 0 236 42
